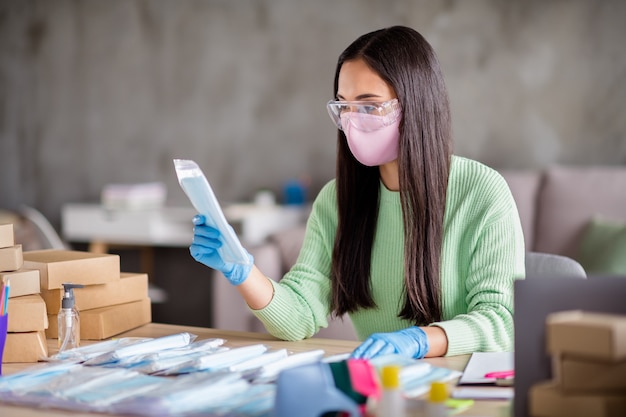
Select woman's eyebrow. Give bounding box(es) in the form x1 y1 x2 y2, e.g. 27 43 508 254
336 93 384 101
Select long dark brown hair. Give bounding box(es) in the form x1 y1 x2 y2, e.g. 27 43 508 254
330 26 452 325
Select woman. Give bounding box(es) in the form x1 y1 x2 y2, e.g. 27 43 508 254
191 26 525 359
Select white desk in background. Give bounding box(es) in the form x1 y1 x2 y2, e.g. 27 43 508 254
61 204 197 250
61 203 309 275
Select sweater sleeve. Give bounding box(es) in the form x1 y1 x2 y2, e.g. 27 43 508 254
250 182 337 341
435 214 524 355
433 164 526 356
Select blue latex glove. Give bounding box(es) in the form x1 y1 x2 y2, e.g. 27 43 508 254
190 214 253 286
350 326 430 360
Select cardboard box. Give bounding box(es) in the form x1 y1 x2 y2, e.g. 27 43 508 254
1 269 40 298
0 244 23 272
3 330 48 363
530 381 626 417
41 272 148 314
6 294 48 332
46 298 151 340
0 223 14 248
23 250 120 290
556 357 626 393
546 310 626 361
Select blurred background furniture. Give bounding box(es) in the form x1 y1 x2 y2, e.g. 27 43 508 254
0 205 69 251
499 165 626 261
524 252 586 279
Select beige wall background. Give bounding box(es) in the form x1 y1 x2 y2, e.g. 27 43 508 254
1 0 625 227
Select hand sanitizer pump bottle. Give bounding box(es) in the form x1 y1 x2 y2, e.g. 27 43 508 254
377 365 406 417
58 283 84 352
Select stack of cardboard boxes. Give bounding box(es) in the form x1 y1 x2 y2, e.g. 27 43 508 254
1 221 152 364
23 250 152 341
1 223 48 362
530 310 626 417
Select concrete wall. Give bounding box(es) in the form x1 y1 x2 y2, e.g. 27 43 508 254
1 0 626 227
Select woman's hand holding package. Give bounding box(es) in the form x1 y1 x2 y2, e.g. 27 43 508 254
350 326 430 359
190 215 253 285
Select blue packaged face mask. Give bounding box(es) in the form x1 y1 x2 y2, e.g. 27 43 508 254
28 367 163 411
65 371 168 410
228 349 289 378
107 338 226 373
201 383 276 417
0 364 274 416
160 344 268 375
84 332 196 366
0 366 153 411
39 367 127 396
129 348 228 374
0 339 335 417
112 372 251 416
0 362 80 394
48 337 152 363
173 159 252 266
251 349 325 384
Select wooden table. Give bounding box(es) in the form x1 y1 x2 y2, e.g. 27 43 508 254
1 323 512 417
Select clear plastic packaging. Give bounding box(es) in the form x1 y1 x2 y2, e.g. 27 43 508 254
173 159 252 266
48 338 151 363
84 332 196 366
251 349 326 384
159 344 268 375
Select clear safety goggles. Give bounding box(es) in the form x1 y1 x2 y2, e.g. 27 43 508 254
326 98 402 132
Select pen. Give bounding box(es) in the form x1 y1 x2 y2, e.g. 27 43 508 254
484 370 514 379
2 277 9 315
0 278 7 315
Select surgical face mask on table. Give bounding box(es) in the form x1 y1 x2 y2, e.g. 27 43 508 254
250 349 325 384
0 362 80 393
0 364 164 411
200 383 276 417
48 337 152 363
157 344 269 375
229 349 289 375
105 338 226 373
112 372 252 416
32 367 164 411
0 336 328 417
84 332 196 366
1 349 460 417
1 366 267 416
127 347 227 374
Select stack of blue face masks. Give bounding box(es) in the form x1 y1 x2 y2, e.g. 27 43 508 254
0 333 461 417
0 333 316 416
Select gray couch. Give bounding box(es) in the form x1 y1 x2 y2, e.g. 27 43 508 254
212 165 626 339
500 166 626 258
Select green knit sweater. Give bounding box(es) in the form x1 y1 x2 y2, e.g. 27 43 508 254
252 155 525 356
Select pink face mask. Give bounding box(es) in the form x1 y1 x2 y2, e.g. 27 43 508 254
342 113 401 166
